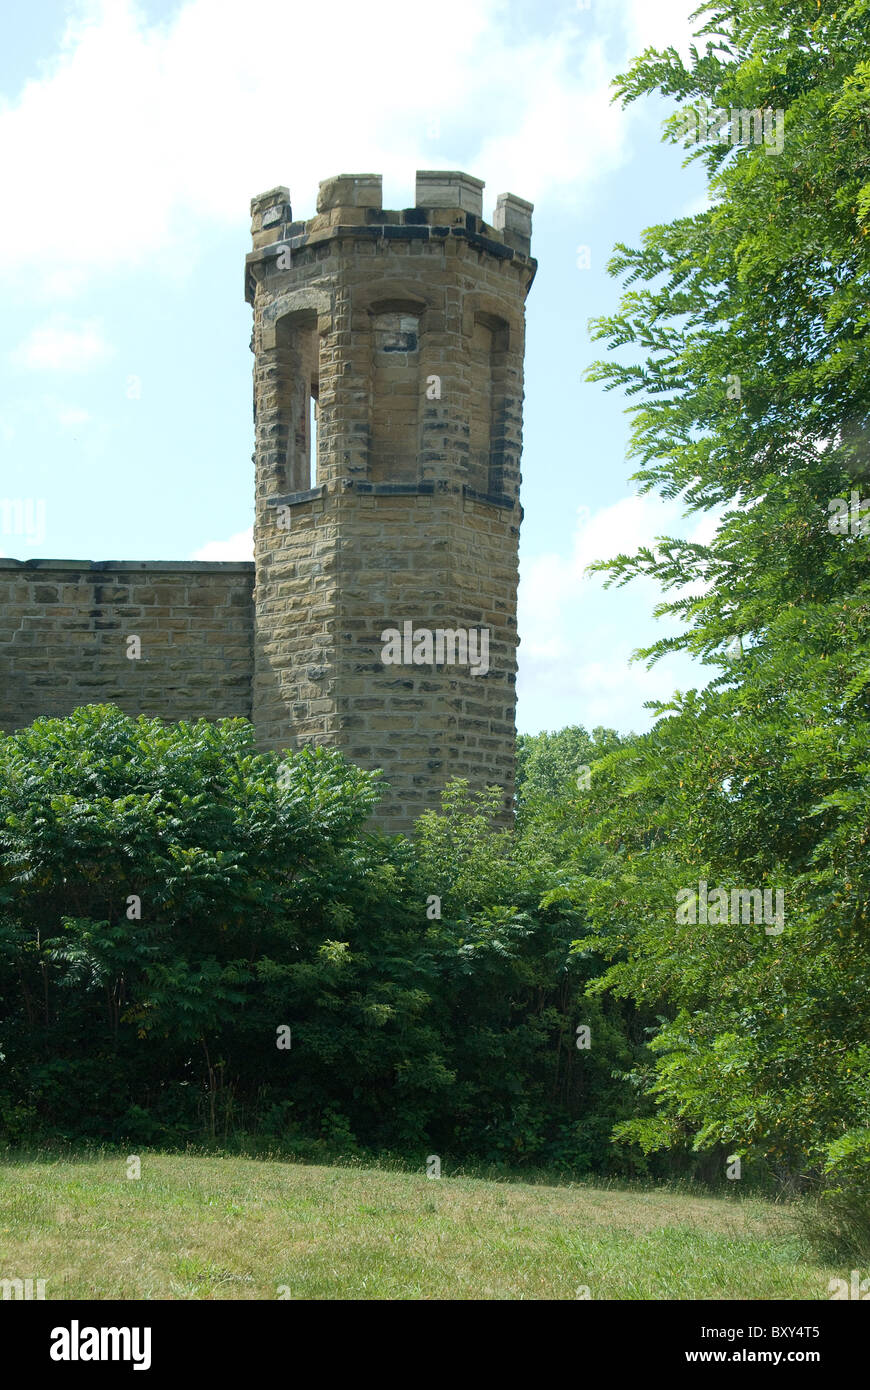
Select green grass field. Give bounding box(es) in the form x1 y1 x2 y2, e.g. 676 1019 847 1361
0 1151 839 1299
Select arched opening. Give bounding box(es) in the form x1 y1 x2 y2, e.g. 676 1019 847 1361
369 303 422 485
275 308 319 493
469 310 509 495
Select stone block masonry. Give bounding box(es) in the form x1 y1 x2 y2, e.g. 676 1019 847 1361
0 169 535 836
0 560 254 731
248 170 535 832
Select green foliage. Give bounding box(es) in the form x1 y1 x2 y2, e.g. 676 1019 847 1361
409 779 647 1168
0 707 642 1172
4 3 865 1199
516 725 626 811
0 706 417 1142
575 0 870 1196
797 1186 870 1265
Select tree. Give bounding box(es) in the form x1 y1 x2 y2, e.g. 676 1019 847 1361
0 707 646 1170
516 725 625 809
579 0 870 1195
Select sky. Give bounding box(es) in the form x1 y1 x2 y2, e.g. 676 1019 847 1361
0 0 717 737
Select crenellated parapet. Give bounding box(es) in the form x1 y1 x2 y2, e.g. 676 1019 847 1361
247 170 536 832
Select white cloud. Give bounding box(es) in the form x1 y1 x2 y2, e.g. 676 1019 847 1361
190 526 253 561
519 494 682 661
56 404 92 427
517 491 720 733
624 0 707 62
0 0 666 298
10 318 112 371
682 189 712 217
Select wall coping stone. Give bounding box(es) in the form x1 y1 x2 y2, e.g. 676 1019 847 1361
0 559 255 573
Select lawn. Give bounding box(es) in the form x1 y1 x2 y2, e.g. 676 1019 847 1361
0 1151 838 1299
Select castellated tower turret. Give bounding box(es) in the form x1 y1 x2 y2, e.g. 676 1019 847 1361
246 171 535 834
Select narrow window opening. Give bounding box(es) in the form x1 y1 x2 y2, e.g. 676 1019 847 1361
275 309 318 494
470 311 509 494
370 308 421 484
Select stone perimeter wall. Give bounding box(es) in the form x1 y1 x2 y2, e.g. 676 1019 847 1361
0 559 255 732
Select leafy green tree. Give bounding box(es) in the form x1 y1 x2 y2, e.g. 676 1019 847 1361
0 705 446 1144
408 779 651 1169
0 708 646 1170
579 0 870 1196
516 725 625 809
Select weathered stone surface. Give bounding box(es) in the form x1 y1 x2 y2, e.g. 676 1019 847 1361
317 174 383 213
415 170 485 217
248 171 535 832
0 561 254 730
1 171 535 837
493 192 534 255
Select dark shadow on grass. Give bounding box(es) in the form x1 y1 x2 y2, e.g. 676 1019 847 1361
0 1138 779 1202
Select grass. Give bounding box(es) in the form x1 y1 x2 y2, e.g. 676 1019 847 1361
0 1149 842 1299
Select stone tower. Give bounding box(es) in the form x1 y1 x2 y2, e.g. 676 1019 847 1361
245 171 535 833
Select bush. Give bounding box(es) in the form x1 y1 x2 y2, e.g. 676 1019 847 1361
0 707 646 1172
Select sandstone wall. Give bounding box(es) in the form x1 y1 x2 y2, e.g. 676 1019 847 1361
0 169 535 839
0 559 254 732
247 170 534 832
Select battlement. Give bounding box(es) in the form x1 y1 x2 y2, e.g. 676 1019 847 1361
247 168 535 831
0 166 537 836
246 170 534 303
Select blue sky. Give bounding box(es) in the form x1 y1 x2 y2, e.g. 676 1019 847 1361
0 0 716 737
